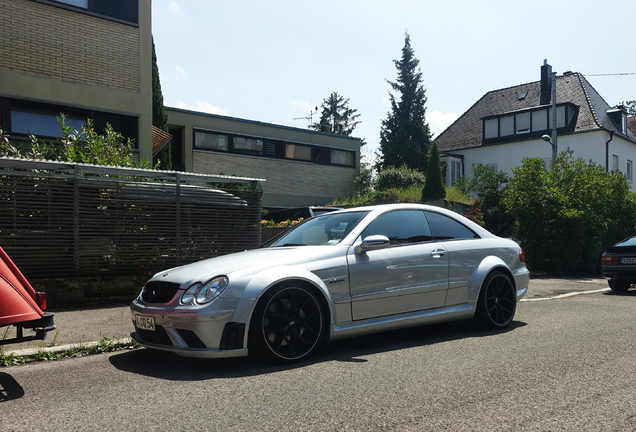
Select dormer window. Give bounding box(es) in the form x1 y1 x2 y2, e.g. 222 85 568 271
483 103 577 141
607 107 628 134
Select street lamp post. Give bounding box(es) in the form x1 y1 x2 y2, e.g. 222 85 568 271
542 71 558 166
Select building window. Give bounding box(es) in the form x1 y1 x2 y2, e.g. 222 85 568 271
483 103 576 141
43 0 139 25
516 112 531 134
330 149 355 166
193 129 355 168
285 144 312 161
532 109 548 132
612 155 619 172
450 160 461 186
628 160 633 182
194 131 228 151
11 106 85 137
233 137 263 155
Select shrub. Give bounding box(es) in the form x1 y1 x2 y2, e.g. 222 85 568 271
504 149 636 275
375 165 425 190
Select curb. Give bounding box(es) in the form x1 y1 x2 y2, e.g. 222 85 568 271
4 337 133 359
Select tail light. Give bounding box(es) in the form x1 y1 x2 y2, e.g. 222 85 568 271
602 256 618 265
35 292 47 310
519 247 525 263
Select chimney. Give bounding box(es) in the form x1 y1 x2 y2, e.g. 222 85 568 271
540 59 552 105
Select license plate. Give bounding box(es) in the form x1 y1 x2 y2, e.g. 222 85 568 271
621 257 636 265
135 315 155 331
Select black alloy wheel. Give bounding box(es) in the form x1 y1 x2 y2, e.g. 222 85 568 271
250 285 324 362
476 271 516 329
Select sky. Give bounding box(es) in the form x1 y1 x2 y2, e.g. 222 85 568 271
151 0 636 161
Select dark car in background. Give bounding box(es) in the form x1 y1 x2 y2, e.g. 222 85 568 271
602 237 636 292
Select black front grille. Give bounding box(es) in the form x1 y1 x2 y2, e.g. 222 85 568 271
135 325 173 346
176 329 206 348
141 281 181 303
219 322 245 350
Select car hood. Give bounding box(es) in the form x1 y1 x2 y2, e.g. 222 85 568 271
150 246 346 287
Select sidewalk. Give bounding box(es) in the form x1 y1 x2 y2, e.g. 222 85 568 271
1 277 611 358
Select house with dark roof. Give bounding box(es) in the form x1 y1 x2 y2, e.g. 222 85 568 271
435 61 636 190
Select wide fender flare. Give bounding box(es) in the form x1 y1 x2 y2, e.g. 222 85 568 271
240 265 334 319
466 256 514 304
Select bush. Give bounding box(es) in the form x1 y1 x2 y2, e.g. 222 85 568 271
504 149 636 275
455 163 513 236
375 165 425 190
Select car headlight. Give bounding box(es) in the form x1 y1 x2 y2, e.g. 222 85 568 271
181 276 229 305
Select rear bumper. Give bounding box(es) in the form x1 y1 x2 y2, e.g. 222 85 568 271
602 266 636 283
0 312 56 346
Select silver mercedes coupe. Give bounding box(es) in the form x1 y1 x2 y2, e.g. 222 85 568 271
131 203 529 362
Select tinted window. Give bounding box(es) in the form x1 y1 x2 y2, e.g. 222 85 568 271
425 211 478 240
361 210 433 246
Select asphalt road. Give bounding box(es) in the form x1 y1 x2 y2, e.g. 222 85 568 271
1 279 635 431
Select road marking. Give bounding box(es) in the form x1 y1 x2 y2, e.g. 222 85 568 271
521 287 611 302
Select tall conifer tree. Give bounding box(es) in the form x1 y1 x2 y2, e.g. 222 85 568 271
152 37 171 169
378 32 432 173
421 142 446 201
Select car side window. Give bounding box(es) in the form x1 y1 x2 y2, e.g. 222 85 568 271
424 211 479 240
361 210 433 246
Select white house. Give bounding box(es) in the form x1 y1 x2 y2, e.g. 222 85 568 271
435 62 636 190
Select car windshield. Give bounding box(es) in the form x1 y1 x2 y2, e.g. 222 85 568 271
265 211 369 247
616 237 636 247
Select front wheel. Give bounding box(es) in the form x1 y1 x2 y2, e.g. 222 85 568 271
475 271 517 330
249 285 325 363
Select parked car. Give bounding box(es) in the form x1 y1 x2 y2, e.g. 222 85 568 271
131 204 529 363
0 246 55 346
601 236 636 292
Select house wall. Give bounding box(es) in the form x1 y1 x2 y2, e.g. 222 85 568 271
459 130 636 191
166 107 360 207
0 0 153 162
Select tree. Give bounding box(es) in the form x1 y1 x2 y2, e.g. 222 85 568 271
152 37 171 169
378 32 432 173
311 92 361 137
618 100 636 116
421 142 445 201
455 164 512 235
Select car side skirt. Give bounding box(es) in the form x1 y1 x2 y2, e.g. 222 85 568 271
328 303 475 342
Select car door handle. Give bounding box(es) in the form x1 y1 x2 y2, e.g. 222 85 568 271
431 249 445 258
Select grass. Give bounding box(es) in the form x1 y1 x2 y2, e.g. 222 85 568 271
0 337 139 367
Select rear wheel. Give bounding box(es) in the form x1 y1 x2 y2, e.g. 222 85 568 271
608 279 631 292
475 271 516 329
249 284 324 363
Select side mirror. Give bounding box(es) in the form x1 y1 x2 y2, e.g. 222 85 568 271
356 235 390 253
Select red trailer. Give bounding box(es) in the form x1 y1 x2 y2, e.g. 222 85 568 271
0 246 55 346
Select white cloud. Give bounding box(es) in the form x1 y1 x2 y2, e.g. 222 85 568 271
175 65 185 74
288 97 316 113
169 1 181 13
428 110 461 138
169 100 229 116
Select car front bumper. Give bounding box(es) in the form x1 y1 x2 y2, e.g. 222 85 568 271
130 297 256 359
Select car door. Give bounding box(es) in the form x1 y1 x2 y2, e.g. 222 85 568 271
347 210 449 321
